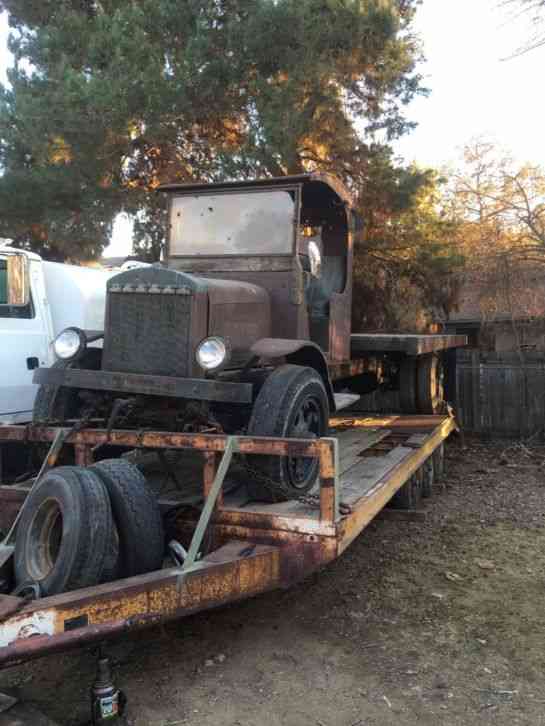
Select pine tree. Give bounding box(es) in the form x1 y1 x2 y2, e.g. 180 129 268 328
0 0 425 260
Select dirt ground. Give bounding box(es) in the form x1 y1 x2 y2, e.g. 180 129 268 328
2 434 545 726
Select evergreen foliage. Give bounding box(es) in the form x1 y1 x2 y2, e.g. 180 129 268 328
0 0 462 328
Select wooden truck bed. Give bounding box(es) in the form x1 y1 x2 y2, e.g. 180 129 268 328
0 413 455 667
350 333 468 356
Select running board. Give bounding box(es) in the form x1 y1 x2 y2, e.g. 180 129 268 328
334 393 361 411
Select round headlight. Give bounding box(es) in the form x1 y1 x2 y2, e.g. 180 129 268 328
53 327 86 360
196 337 228 371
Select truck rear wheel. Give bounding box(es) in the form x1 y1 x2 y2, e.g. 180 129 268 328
245 365 329 503
399 357 417 413
416 354 444 414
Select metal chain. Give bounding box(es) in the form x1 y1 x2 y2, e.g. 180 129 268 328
241 459 352 514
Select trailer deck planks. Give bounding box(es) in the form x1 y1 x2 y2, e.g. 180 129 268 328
0 413 455 667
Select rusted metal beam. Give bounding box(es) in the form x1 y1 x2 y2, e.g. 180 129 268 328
203 451 219 504
0 543 282 667
318 438 339 523
0 426 328 458
33 366 253 404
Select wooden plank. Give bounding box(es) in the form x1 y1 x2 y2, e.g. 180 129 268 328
338 429 392 475
340 446 412 505
404 433 428 448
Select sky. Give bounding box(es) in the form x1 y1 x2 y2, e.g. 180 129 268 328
1 2 544 255
395 0 545 167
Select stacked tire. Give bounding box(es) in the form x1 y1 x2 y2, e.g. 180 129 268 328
14 461 164 597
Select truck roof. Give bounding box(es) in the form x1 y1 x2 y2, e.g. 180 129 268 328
0 245 42 262
158 172 354 209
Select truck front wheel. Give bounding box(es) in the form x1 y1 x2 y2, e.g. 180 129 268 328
33 350 101 424
245 365 329 503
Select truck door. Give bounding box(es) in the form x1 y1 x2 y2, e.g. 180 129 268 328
0 255 50 424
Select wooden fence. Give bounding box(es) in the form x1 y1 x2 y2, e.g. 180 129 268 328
456 350 545 439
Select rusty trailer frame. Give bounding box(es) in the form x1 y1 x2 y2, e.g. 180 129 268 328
0 413 455 668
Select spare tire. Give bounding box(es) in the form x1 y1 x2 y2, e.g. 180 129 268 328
14 466 113 596
90 459 165 578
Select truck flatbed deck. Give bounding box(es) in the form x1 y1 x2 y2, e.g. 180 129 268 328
0 413 455 667
350 333 468 356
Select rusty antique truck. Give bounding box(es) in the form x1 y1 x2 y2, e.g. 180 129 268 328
33 172 465 502
0 173 466 700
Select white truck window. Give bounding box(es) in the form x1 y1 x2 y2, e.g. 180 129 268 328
0 260 7 304
0 258 33 319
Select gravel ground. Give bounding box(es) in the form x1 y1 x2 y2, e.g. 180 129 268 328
1 434 545 726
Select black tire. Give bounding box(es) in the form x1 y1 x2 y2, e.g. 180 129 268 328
14 466 113 596
399 357 418 413
90 459 165 578
33 349 102 424
245 365 329 503
416 354 445 414
421 456 435 498
390 470 422 510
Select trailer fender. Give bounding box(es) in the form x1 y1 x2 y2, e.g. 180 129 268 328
250 338 336 411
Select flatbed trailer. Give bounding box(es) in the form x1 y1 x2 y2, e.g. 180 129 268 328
0 412 455 668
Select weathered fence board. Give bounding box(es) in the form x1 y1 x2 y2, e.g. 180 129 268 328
456 349 545 438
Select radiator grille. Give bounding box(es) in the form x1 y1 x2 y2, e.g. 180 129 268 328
102 292 192 377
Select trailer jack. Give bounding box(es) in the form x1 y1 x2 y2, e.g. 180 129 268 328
91 646 127 725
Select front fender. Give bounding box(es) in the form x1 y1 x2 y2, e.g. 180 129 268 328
250 338 336 411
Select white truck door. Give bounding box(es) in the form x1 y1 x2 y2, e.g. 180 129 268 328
0 255 50 424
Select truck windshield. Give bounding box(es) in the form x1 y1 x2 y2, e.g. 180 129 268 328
169 190 295 256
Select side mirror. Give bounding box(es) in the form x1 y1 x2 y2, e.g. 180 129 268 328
308 240 322 278
6 255 30 306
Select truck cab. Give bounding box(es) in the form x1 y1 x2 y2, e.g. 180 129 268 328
163 172 354 363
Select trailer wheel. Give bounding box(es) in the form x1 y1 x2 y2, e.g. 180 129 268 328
245 365 329 503
433 442 445 481
390 469 422 510
90 459 165 578
399 357 418 413
14 466 112 596
416 354 445 414
421 456 435 498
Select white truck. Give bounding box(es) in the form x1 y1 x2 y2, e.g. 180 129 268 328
0 246 114 424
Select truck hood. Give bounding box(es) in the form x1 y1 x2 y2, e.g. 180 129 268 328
107 265 269 306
